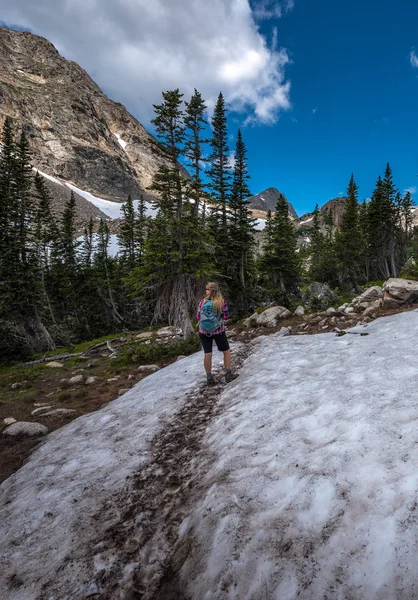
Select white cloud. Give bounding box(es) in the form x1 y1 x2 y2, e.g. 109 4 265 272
405 186 417 195
0 0 293 125
252 0 294 20
227 151 236 170
312 107 318 114
410 50 418 68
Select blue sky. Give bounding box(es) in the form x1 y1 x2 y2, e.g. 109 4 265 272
1 0 417 216
241 0 418 215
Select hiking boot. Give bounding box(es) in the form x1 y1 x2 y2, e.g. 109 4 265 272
206 374 215 387
225 371 238 383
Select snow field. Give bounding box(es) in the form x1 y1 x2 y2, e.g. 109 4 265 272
178 311 418 599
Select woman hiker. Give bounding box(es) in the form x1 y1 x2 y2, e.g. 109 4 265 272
197 282 238 386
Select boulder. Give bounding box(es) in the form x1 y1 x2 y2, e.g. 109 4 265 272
245 306 291 328
382 278 418 308
3 417 16 425
3 422 48 437
359 285 383 303
294 306 305 316
85 376 98 385
362 300 381 316
68 375 84 385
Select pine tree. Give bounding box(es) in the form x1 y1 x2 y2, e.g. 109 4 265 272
118 195 137 270
129 90 214 336
94 218 123 325
151 89 185 220
260 193 300 302
184 89 209 217
207 92 231 269
228 129 256 312
367 165 398 279
335 174 364 288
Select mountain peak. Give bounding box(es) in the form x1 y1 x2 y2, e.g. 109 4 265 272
247 187 298 219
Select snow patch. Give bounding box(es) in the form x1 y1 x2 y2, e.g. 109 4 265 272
299 216 314 225
33 168 63 186
254 218 266 231
114 132 128 150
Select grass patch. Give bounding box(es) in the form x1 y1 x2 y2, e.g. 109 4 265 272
118 334 201 365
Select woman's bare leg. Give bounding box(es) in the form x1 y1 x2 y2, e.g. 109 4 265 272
223 349 231 370
204 352 213 374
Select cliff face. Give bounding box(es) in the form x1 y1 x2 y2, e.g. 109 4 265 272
0 27 165 203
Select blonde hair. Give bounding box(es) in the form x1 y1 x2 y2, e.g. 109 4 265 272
204 282 224 314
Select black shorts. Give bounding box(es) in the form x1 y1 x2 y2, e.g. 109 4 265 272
199 331 230 353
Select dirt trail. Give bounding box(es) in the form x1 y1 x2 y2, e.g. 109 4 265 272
74 341 253 600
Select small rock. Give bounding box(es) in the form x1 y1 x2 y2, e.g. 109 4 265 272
68 375 84 385
135 331 153 339
85 376 98 385
31 406 53 416
338 304 348 311
34 402 52 407
176 355 186 361
107 377 120 382
137 364 160 373
3 422 48 437
86 363 95 369
127 374 135 380
345 307 354 314
41 409 76 417
3 417 16 425
276 326 291 337
318 318 327 327
45 361 64 368
326 307 336 314
118 388 129 396
294 306 305 316
10 382 22 390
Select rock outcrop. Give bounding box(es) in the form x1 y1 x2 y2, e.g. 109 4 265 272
0 27 169 204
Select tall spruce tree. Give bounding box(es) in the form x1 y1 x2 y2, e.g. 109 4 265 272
367 167 398 279
207 92 231 271
129 89 213 336
335 175 364 288
228 129 256 312
118 195 137 270
184 89 209 217
260 193 300 302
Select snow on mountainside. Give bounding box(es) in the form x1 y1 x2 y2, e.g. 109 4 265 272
1 310 418 599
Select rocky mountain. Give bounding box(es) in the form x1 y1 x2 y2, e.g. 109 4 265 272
247 187 298 219
297 196 348 232
0 27 168 208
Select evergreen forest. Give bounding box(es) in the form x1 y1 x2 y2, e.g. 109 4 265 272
1 89 417 361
